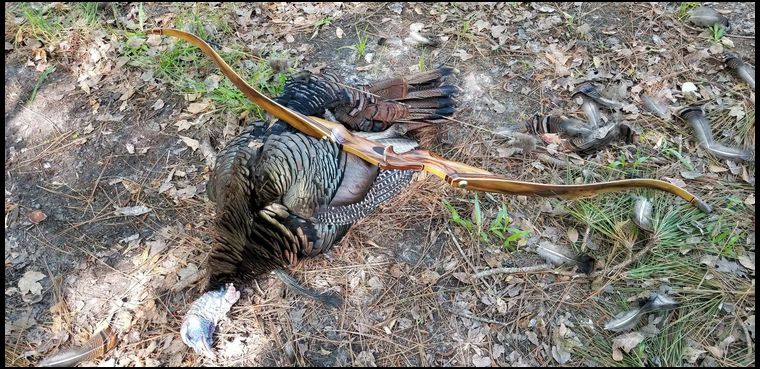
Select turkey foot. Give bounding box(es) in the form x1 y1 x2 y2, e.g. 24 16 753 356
180 283 241 359
273 269 343 308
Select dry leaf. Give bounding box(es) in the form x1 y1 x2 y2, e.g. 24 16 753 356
728 105 745 121
682 345 706 363
472 354 491 367
204 75 222 91
473 19 490 32
526 331 539 346
418 269 441 286
178 263 199 281
705 345 723 359
175 185 197 200
175 120 192 131
186 101 210 114
708 164 728 173
18 271 45 295
612 332 645 361
152 99 165 110
179 136 200 152
158 182 174 194
28 210 47 224
744 194 754 205
567 227 578 243
114 205 152 217
738 255 755 271
663 177 687 188
355 351 377 367
454 49 473 61
122 180 141 194
551 345 571 364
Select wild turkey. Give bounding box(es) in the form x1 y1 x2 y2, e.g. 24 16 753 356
181 67 459 358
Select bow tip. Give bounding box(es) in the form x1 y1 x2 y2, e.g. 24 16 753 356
694 197 713 214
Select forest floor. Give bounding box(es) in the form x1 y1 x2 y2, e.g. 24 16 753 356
5 2 755 367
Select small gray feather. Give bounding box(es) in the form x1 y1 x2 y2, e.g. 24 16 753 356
632 196 654 232
536 241 577 266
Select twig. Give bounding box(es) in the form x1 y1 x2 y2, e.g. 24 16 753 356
604 236 657 276
445 229 491 290
442 306 513 327
535 153 605 181
22 106 63 135
473 264 589 279
740 313 753 364
36 185 87 202
473 264 548 278
725 33 755 40
85 156 112 217
14 131 74 167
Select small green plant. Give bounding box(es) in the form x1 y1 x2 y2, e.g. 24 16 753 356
208 58 288 117
458 13 477 36
311 16 333 38
442 199 475 233
708 23 725 42
517 60 534 73
675 2 700 18
137 2 146 31
418 47 427 72
706 218 743 258
355 25 369 59
607 153 627 170
316 16 333 28
173 3 233 40
564 13 575 29
660 144 694 171
28 66 56 105
461 18 471 34
442 194 530 251
18 3 63 44
631 151 649 170
339 25 370 60
78 2 98 26
489 204 531 251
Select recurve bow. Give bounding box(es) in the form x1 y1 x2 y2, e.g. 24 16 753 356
148 28 712 213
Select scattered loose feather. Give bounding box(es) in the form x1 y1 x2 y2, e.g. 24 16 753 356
641 94 670 119
404 31 440 47
536 240 577 266
40 326 117 367
678 107 754 162
687 7 730 30
605 293 679 332
724 53 755 91
632 196 654 232
605 309 642 332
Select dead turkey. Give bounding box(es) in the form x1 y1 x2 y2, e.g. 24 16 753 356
181 67 459 358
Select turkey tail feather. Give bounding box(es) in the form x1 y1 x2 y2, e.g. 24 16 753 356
39 325 117 367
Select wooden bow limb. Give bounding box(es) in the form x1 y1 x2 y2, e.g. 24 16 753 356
148 28 712 214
